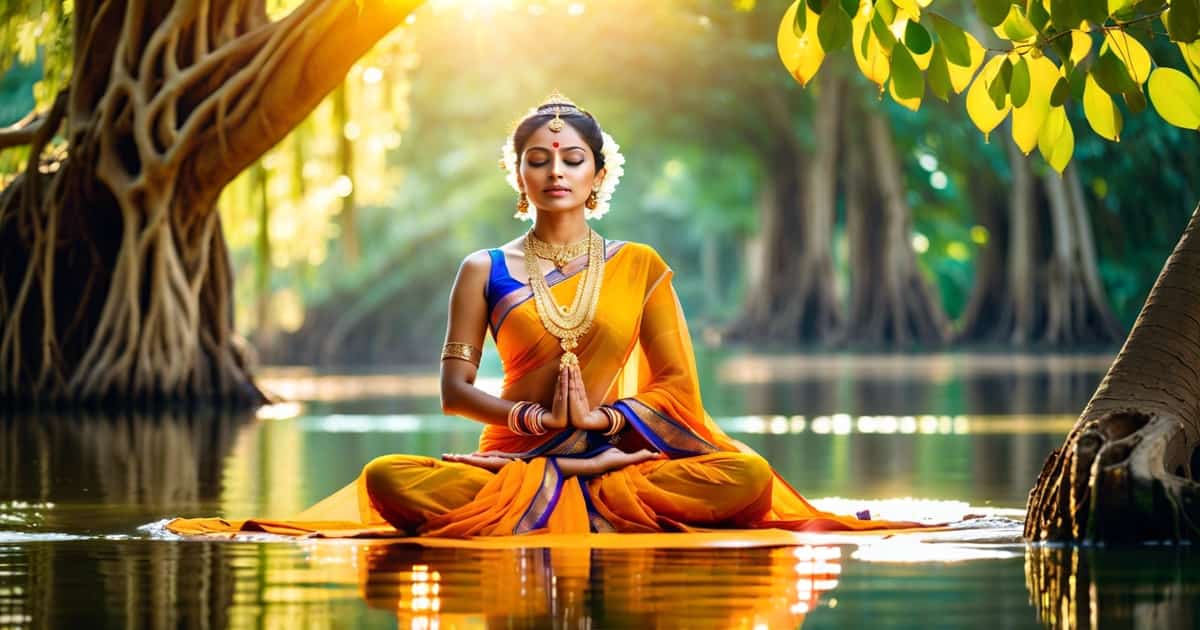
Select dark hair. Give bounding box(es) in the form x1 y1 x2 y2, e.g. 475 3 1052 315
511 106 606 171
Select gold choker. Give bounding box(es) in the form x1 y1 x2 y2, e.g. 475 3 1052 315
526 230 590 269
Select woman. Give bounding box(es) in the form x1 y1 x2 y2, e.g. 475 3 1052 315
168 92 920 539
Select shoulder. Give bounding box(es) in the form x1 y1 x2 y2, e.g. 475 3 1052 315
454 249 493 286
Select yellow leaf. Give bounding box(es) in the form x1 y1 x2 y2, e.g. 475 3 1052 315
1037 107 1074 174
1083 74 1122 141
1102 31 1152 84
1070 30 1092 66
1011 56 1060 154
946 30 986 94
1148 67 1200 130
966 56 1012 139
852 4 890 87
778 0 826 87
1179 41 1200 84
892 0 922 20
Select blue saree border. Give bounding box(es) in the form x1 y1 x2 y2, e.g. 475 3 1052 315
613 399 719 457
514 457 565 534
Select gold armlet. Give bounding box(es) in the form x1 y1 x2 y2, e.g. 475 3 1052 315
441 342 481 366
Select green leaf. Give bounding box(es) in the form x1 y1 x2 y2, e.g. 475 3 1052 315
876 0 897 23
990 58 1013 108
795 0 808 34
930 14 972 66
818 4 853 51
1010 56 1032 107
1049 0 1081 32
1166 0 1200 44
892 44 925 100
1122 88 1147 113
1050 76 1071 106
999 6 1039 41
928 44 953 101
1027 0 1051 31
809 0 826 15
1083 73 1122 140
1148 66 1200 129
1091 49 1137 95
871 10 898 53
976 0 1011 27
905 21 933 54
840 0 859 17
1080 0 1108 24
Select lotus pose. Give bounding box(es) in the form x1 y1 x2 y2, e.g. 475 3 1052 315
168 93 920 538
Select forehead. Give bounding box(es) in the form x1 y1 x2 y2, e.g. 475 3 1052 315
523 121 587 150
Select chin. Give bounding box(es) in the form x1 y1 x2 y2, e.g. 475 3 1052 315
533 197 585 212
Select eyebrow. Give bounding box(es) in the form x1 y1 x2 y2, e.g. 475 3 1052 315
526 145 586 152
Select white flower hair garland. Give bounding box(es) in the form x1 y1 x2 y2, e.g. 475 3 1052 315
500 115 625 221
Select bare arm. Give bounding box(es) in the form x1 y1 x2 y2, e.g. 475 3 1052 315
439 251 513 426
439 251 568 429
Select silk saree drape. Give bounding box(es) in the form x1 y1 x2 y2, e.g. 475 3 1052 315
167 241 925 539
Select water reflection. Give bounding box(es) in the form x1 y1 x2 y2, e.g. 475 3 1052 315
1025 545 1200 630
0 410 252 531
361 544 842 629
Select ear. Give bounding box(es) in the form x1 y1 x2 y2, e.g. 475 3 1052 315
593 167 607 188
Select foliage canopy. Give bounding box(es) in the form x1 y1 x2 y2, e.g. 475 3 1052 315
777 0 1200 172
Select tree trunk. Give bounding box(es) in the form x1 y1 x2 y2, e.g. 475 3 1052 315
0 0 422 406
333 80 360 266
728 81 841 345
955 161 1009 340
837 104 949 347
958 136 1123 346
1024 203 1200 543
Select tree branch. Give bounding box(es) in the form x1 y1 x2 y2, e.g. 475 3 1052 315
189 0 423 195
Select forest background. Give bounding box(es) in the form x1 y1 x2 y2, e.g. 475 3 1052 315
2 0 1197 368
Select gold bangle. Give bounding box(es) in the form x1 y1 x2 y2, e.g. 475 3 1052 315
441 342 481 366
602 406 624 436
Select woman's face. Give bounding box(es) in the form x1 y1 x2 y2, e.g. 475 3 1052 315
518 121 606 215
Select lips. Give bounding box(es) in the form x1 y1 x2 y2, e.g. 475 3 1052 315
543 187 571 192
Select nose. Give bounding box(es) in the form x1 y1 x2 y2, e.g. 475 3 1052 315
550 154 566 178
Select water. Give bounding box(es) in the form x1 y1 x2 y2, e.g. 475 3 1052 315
2 353 1197 629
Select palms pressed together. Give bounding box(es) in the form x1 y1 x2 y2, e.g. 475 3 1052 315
442 364 663 475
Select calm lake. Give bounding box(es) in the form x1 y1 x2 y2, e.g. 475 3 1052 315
2 352 1197 629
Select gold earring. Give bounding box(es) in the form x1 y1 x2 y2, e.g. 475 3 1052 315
516 191 530 217
585 189 598 210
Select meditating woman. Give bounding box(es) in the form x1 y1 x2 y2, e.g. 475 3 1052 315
168 92 919 538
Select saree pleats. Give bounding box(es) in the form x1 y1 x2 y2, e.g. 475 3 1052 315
166 241 927 539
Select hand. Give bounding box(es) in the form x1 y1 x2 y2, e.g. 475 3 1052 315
442 451 520 472
540 365 570 430
581 448 665 476
567 365 609 431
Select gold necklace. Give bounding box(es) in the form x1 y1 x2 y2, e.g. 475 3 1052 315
526 230 590 269
524 229 605 369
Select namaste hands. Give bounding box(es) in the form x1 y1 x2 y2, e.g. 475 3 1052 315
542 363 610 432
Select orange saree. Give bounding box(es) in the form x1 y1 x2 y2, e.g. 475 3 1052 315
167 241 926 539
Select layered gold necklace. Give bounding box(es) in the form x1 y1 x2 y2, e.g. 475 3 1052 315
525 230 590 269
524 229 605 369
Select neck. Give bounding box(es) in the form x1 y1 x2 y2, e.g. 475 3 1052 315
530 209 590 245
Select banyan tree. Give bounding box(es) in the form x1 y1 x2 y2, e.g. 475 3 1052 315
0 0 421 405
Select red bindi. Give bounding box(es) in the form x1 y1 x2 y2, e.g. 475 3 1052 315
552 142 559 148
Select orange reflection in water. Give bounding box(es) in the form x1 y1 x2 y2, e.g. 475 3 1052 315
359 544 842 629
